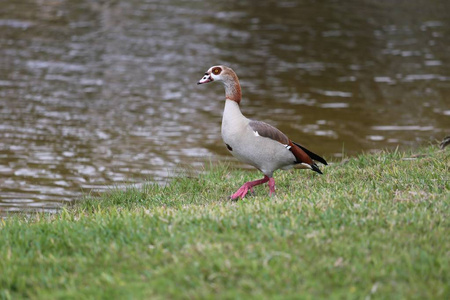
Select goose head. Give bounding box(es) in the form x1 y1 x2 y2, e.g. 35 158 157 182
197 65 229 85
197 65 242 103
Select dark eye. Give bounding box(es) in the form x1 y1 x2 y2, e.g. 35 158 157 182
212 67 222 75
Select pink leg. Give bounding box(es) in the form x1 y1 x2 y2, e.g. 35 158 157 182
230 176 270 200
268 177 276 196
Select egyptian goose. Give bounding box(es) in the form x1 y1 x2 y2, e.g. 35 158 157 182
197 65 327 200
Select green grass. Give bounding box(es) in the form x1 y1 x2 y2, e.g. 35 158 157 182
1 146 449 299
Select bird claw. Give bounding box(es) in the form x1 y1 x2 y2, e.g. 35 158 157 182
229 177 271 201
229 190 249 201
229 195 239 202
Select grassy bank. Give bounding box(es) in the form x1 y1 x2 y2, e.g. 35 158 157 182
1 146 449 299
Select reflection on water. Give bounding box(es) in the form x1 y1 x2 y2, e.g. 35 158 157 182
0 0 449 213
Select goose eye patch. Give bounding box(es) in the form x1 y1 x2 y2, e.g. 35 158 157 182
212 67 222 75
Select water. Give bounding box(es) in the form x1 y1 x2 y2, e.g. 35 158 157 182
1 0 449 213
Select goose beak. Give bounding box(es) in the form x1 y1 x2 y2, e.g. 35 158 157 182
197 73 213 85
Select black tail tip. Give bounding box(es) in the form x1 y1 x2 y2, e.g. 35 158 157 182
312 164 323 175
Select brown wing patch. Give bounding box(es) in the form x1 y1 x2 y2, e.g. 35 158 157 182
248 120 323 173
248 120 289 144
292 141 328 165
288 141 314 165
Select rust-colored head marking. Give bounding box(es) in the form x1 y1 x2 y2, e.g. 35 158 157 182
212 67 222 75
197 65 242 104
